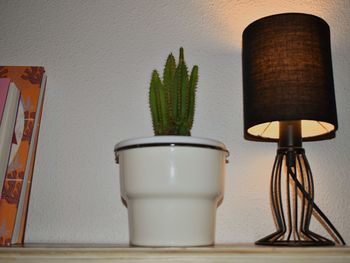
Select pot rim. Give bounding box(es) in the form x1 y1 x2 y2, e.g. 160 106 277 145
114 135 228 154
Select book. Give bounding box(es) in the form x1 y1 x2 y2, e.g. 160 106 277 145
0 66 46 246
0 79 21 201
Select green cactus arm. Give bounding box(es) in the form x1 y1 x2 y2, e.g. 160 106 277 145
179 48 189 121
149 70 169 135
158 77 170 134
175 47 189 135
163 53 176 88
163 53 176 133
149 70 161 134
187 65 198 131
171 65 180 133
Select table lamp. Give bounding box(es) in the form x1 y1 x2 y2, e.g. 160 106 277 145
242 13 345 246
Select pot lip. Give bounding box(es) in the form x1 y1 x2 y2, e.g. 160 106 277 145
114 135 228 153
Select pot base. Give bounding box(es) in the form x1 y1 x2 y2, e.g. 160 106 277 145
128 198 217 247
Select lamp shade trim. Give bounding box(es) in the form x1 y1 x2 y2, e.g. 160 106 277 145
247 120 335 140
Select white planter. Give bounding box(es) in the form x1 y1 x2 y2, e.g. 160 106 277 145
115 136 228 247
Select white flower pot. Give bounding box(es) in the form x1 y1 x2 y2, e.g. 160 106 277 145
115 136 228 247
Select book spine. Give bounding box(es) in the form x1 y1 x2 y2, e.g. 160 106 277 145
13 75 47 244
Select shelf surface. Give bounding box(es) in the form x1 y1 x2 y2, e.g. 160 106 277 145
0 244 350 263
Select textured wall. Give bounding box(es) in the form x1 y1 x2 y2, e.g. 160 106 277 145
0 0 349 244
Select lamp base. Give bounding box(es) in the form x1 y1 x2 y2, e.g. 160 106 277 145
255 147 344 247
256 240 334 247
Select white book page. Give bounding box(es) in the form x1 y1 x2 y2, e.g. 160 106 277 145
0 83 20 198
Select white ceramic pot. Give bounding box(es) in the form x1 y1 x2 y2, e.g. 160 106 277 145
115 136 228 247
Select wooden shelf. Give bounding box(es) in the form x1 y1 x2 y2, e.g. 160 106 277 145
0 244 350 262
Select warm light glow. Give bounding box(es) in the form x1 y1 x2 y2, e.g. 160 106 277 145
248 120 335 139
248 122 279 139
195 0 335 49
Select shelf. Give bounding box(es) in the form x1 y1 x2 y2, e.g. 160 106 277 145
0 244 350 262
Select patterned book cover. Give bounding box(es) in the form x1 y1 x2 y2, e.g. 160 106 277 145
0 66 46 246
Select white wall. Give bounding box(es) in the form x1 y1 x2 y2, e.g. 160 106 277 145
0 0 349 244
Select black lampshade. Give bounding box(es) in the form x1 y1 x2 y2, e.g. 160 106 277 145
243 13 338 142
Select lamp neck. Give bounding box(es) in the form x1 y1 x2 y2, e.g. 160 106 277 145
278 121 302 149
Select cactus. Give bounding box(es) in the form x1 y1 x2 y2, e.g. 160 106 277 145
149 47 198 136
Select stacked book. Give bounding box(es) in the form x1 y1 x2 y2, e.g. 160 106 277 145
0 66 46 246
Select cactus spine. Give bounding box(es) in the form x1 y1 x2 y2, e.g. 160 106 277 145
149 47 198 135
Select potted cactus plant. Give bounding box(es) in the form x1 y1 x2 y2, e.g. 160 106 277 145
115 48 228 247
149 47 197 136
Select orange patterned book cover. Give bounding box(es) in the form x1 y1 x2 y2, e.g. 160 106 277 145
0 66 46 246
